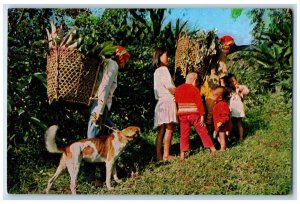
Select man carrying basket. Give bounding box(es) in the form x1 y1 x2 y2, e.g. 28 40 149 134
87 45 130 138
85 45 130 186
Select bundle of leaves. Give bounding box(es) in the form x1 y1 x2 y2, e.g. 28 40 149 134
46 21 116 59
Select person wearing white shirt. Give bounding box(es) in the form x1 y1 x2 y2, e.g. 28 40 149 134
85 46 130 186
152 48 178 161
87 46 130 138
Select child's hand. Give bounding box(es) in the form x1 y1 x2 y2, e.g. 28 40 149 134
217 122 222 128
200 115 205 126
213 130 218 139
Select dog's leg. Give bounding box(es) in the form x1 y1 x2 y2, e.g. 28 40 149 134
112 163 122 183
105 161 114 190
45 156 67 194
66 157 81 194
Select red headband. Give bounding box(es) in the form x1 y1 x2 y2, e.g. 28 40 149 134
219 35 235 54
219 35 235 46
116 45 130 62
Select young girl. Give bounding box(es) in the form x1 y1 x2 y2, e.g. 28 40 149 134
153 48 178 161
212 86 232 151
228 73 249 141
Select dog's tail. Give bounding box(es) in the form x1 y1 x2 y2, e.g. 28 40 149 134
45 125 63 154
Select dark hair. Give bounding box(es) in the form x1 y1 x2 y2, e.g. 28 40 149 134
227 73 236 80
152 47 168 69
214 86 229 101
220 75 230 87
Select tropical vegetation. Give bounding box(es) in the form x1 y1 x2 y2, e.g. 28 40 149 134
6 8 293 195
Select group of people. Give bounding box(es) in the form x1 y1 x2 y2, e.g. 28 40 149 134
153 47 249 161
84 45 249 184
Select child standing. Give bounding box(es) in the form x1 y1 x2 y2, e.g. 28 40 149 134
212 86 232 151
153 48 178 161
228 73 249 141
175 72 218 160
203 75 229 139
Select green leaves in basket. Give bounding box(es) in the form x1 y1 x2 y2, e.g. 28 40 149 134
90 41 116 60
99 42 116 56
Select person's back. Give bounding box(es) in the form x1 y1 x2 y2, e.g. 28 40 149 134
175 72 217 160
175 83 205 116
175 83 199 102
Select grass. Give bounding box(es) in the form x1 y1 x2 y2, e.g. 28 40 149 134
7 93 293 195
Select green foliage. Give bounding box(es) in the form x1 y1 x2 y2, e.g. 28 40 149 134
231 8 244 21
227 8 292 100
7 8 293 195
7 8 193 192
111 45 155 129
7 9 92 191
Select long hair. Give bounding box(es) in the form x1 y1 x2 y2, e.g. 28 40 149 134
152 47 168 69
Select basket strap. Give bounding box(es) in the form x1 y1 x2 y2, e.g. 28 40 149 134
89 60 103 105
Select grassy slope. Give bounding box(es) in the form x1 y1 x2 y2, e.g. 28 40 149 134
8 93 292 195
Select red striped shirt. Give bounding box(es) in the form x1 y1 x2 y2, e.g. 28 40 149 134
174 84 205 115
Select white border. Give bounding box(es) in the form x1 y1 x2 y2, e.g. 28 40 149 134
1 0 299 203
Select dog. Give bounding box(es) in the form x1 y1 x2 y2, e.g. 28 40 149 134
45 125 141 194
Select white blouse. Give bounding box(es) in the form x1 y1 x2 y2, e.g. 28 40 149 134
94 59 118 115
153 66 176 101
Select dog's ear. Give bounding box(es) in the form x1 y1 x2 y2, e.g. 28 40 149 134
135 127 141 136
121 126 140 138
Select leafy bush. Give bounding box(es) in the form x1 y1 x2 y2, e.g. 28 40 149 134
227 9 292 100
7 8 293 195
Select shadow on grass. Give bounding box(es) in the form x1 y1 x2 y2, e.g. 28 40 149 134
106 136 157 180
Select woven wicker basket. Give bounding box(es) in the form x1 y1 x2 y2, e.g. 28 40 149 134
175 32 218 84
46 47 100 106
175 34 190 78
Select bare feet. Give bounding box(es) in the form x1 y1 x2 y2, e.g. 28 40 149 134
89 179 104 187
211 150 219 155
180 152 186 161
156 156 163 161
163 155 175 161
210 146 218 154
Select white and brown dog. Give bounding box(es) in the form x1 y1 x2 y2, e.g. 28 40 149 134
45 125 141 194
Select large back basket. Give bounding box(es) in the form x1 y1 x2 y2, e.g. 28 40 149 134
175 32 219 84
46 47 100 106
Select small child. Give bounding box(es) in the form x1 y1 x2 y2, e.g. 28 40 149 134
175 72 218 160
203 75 229 140
212 86 232 151
228 73 249 141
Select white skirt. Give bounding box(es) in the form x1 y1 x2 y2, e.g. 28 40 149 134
230 96 245 118
154 100 178 128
